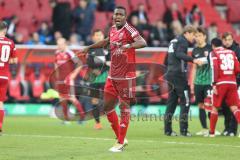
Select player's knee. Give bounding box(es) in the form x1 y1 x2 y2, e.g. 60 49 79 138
211 107 218 114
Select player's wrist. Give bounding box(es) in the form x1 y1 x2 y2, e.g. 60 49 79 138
124 43 132 49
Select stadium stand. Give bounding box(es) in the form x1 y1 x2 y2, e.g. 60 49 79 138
0 0 239 42
1 0 240 102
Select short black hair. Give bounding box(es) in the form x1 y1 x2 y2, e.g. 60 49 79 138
211 38 222 47
0 21 8 31
114 6 127 15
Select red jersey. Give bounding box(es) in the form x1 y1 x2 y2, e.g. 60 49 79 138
55 49 75 66
210 47 240 85
0 37 16 80
109 22 140 79
55 49 76 80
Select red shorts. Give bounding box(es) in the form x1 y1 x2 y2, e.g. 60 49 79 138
56 76 72 98
213 84 239 108
0 79 9 102
104 78 136 104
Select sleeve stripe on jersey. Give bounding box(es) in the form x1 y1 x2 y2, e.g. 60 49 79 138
125 24 139 38
125 23 135 33
67 49 76 58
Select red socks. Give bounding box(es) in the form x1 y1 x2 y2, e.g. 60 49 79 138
0 110 5 129
233 109 240 124
72 99 85 120
119 106 130 144
107 110 119 139
62 103 69 120
209 112 218 134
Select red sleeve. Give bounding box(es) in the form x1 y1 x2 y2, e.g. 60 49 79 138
125 24 140 40
233 51 240 74
10 40 16 58
210 51 219 83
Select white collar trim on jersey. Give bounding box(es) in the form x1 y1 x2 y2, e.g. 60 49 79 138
113 22 128 32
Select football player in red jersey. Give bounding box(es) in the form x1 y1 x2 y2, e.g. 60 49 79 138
55 38 85 124
0 21 18 134
80 6 147 152
209 38 240 137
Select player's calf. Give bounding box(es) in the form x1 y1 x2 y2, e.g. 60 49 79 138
209 107 219 135
230 106 240 124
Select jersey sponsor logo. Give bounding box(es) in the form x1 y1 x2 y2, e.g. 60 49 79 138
119 32 124 40
195 54 200 57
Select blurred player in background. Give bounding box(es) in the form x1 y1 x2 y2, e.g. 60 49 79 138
86 29 110 129
191 27 212 136
209 38 240 137
54 38 84 124
81 6 147 152
0 21 18 134
221 32 240 136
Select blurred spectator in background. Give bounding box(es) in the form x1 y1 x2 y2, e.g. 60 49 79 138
129 3 149 26
129 4 151 42
97 0 115 11
222 32 240 60
38 21 53 44
171 20 183 37
26 32 44 45
185 4 205 27
69 33 81 47
149 20 169 47
49 31 63 45
207 23 218 42
3 15 18 39
163 3 184 29
51 0 72 39
129 15 144 35
14 33 24 44
72 0 95 44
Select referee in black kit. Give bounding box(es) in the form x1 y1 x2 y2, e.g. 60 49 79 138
164 25 203 136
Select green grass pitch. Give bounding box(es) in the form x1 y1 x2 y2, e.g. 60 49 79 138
0 116 239 160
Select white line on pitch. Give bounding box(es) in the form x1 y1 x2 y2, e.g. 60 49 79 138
3 134 240 148
163 141 240 148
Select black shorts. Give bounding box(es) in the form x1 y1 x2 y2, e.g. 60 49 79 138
194 84 212 104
